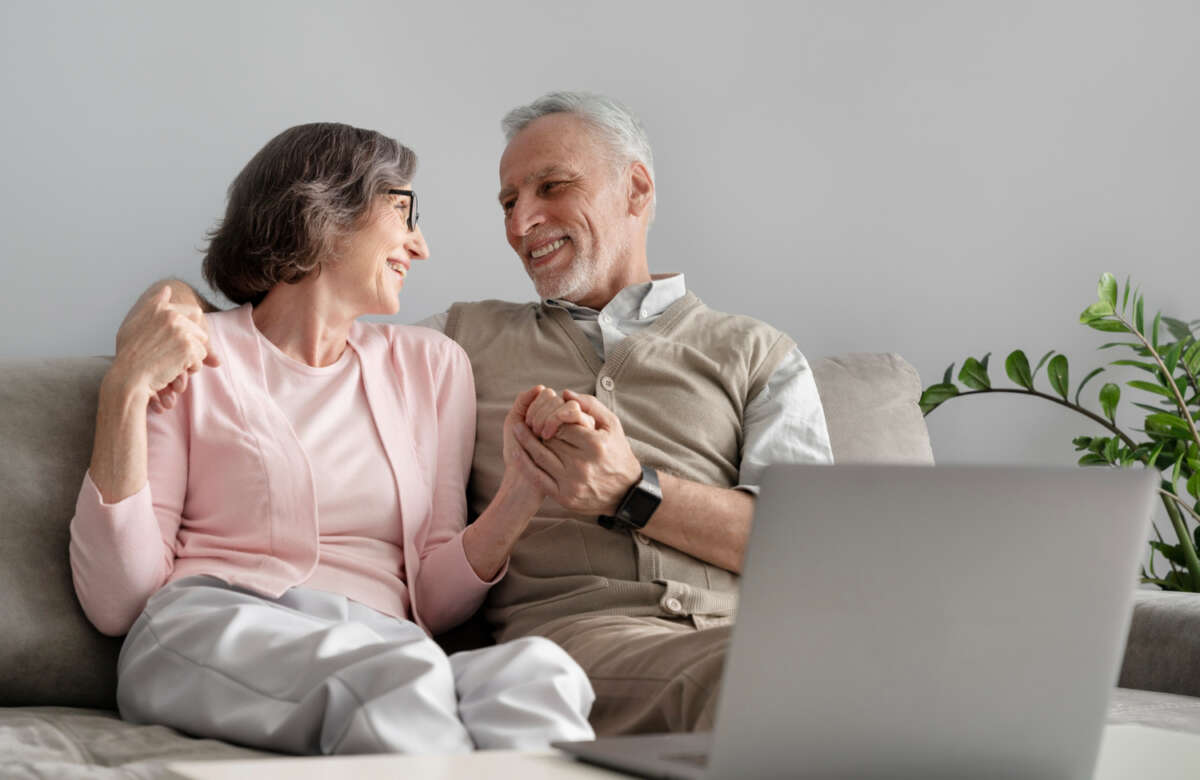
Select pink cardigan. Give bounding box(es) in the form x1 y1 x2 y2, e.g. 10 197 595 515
69 305 497 637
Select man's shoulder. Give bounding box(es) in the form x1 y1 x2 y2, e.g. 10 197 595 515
682 296 790 343
353 320 468 366
445 299 544 343
449 298 540 317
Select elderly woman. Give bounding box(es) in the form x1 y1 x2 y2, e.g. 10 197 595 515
69 123 595 755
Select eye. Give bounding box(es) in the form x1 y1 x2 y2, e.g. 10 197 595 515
539 181 563 195
501 199 515 216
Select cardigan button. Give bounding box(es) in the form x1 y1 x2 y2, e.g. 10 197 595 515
599 376 615 391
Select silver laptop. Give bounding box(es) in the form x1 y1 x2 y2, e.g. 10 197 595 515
556 464 1159 779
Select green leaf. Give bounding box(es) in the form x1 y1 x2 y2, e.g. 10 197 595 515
1074 367 1105 406
1098 342 1144 350
1134 402 1174 415
1185 341 1200 373
1173 452 1186 485
1135 294 1145 335
1152 311 1162 350
1005 350 1034 390
1048 354 1069 400
1084 319 1131 333
958 357 991 391
1099 383 1120 423
1162 571 1187 591
1150 541 1189 567
1164 342 1182 376
1110 359 1163 378
919 383 959 415
1073 435 1094 451
1147 413 1193 440
1097 273 1118 309
1080 300 1115 322
1150 541 1187 567
1122 275 1131 313
980 352 992 372
1129 380 1174 399
1078 453 1109 466
942 363 955 386
1104 437 1120 463
1188 471 1200 500
1164 316 1193 341
1194 523 1200 554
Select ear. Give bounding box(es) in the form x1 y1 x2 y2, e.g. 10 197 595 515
626 161 654 218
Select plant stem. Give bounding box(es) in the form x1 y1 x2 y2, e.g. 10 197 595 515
1113 312 1200 453
944 388 1139 450
1161 488 1200 526
1161 493 1200 591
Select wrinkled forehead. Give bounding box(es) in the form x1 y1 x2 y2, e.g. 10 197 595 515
498 113 608 185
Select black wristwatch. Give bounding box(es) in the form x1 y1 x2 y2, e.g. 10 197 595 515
598 465 662 531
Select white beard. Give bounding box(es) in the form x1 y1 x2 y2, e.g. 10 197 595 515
530 234 629 304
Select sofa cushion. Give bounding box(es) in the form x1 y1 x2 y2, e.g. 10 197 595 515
0 358 122 709
0 705 270 777
1107 687 1200 735
810 353 935 464
1119 590 1200 699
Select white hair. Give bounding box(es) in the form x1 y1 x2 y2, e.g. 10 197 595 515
502 91 656 222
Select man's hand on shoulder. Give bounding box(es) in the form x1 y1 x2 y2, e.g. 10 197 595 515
113 284 220 412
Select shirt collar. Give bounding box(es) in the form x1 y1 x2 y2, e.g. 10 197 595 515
546 273 686 321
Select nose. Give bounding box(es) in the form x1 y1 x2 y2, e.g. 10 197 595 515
406 225 429 260
506 197 544 241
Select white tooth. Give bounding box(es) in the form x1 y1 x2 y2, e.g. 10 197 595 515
532 238 565 259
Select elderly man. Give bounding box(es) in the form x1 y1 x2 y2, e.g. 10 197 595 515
120 91 833 736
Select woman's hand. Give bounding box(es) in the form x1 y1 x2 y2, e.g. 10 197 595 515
462 387 566 581
500 387 558 509
523 385 597 441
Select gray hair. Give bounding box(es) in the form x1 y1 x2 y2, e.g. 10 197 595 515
502 91 656 221
203 122 416 305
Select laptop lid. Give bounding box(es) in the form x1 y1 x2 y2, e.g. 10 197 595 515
707 464 1157 779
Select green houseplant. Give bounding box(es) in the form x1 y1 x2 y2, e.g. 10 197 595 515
919 274 1200 591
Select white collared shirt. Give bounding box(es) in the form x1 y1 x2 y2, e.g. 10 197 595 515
421 273 833 491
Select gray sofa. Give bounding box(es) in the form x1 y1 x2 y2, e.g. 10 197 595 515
3 353 1200 778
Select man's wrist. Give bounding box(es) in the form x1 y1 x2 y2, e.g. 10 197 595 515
598 465 663 530
101 362 153 408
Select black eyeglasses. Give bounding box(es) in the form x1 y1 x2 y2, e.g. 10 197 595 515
387 189 420 231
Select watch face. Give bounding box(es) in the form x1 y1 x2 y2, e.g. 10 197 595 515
622 483 662 529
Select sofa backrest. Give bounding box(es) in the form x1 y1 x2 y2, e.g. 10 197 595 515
0 357 121 708
0 352 933 709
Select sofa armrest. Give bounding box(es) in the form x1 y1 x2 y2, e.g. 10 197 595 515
1118 590 1200 698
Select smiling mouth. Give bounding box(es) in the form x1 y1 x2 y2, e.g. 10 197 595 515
386 259 408 278
530 237 568 260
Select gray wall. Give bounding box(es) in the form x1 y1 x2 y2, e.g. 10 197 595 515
1 0 1196 472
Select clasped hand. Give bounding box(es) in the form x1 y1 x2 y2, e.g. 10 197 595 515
504 385 642 516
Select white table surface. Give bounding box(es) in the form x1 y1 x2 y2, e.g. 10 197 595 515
166 724 1200 779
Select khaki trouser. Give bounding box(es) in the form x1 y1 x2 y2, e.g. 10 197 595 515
534 613 732 736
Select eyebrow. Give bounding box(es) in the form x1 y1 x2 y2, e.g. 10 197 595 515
497 165 574 204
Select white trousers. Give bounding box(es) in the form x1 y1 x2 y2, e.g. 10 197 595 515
116 576 595 755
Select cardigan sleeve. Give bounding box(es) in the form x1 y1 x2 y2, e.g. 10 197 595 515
68 391 189 636
409 339 504 635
